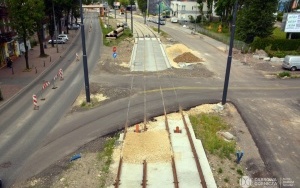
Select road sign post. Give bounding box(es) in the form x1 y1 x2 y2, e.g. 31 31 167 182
113 52 117 63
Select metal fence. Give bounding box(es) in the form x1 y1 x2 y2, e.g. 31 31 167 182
184 22 250 52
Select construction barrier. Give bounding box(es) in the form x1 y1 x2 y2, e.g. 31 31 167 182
52 74 58 89
58 68 64 80
32 94 39 110
41 81 50 100
42 81 50 90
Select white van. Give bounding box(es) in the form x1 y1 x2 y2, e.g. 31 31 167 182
171 17 178 23
282 55 300 71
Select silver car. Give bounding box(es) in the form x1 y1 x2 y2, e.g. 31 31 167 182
58 34 69 41
282 55 300 71
48 39 65 44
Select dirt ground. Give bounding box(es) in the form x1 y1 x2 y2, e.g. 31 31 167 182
16 32 282 188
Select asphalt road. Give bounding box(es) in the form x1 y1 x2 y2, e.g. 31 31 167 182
0 12 102 187
0 13 299 188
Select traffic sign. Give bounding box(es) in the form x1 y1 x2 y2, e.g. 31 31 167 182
113 52 117 58
113 46 117 52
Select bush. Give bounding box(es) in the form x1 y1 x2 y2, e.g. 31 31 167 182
251 37 300 53
278 71 291 78
265 49 300 58
251 37 273 51
270 39 300 51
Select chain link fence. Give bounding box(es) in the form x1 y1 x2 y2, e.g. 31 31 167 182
183 22 251 52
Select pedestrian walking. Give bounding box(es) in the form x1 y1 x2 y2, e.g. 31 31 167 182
76 53 79 61
6 57 13 68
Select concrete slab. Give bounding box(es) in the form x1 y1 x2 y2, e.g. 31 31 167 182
131 38 170 72
114 113 217 188
119 163 143 188
147 163 174 188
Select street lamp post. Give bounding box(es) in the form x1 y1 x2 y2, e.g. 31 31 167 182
52 0 58 53
158 2 161 34
79 0 91 103
131 3 133 34
147 0 149 20
221 0 238 105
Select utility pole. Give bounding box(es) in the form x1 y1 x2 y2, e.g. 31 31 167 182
131 3 133 34
147 0 149 18
221 0 238 105
79 0 91 103
52 0 58 53
158 2 161 34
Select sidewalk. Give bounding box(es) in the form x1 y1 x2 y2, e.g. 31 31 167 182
0 30 79 105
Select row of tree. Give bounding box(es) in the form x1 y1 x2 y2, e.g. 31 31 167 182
199 0 280 44
5 0 82 69
112 0 282 44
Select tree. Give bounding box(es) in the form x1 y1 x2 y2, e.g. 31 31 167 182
120 0 129 22
136 0 147 23
215 0 235 23
236 0 277 43
197 0 204 24
7 0 45 70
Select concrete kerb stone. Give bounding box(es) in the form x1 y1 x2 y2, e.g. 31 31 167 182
129 38 138 71
185 114 218 188
0 30 81 112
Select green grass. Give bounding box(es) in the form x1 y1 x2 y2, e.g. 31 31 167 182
272 27 286 39
151 26 168 37
224 177 229 183
99 17 133 47
218 167 223 174
204 22 230 35
190 113 236 159
237 169 244 176
278 71 291 78
97 136 118 187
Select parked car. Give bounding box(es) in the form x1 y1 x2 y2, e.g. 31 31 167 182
147 17 153 22
58 34 69 41
282 55 300 71
48 39 65 44
0 178 2 188
171 17 178 23
155 18 165 25
68 23 80 30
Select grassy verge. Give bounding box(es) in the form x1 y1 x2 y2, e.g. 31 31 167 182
189 113 235 159
272 27 286 39
99 17 133 47
97 136 118 187
277 71 300 78
151 26 168 38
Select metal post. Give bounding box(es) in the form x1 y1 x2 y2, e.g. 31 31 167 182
80 0 91 103
52 0 58 53
221 0 238 105
131 4 133 34
158 2 160 34
147 0 149 19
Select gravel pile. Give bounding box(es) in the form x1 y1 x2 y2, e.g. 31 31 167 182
122 130 172 163
173 52 203 63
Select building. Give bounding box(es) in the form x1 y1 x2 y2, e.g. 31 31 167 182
170 0 217 21
0 4 18 67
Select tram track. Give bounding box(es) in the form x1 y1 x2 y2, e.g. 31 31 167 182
113 20 207 187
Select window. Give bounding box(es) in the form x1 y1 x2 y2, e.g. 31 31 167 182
182 5 185 10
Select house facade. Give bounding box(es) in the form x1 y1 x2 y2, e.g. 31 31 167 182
0 4 18 66
170 0 217 21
